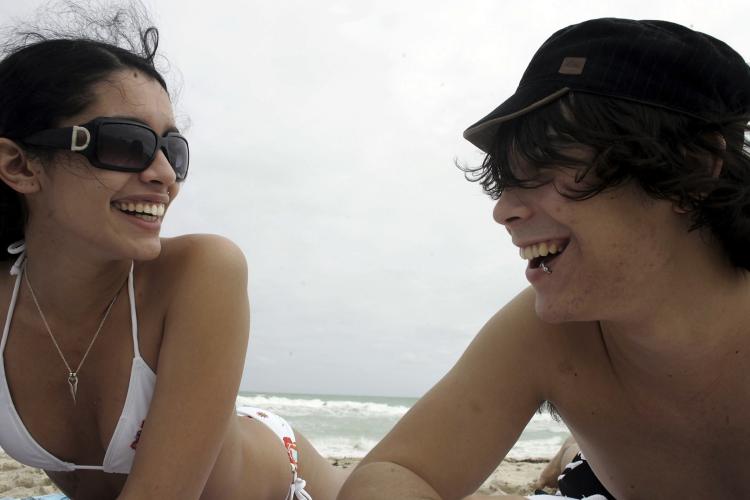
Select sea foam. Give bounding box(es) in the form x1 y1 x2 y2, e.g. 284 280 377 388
238 392 569 459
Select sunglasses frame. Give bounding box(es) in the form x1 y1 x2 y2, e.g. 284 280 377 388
22 117 189 181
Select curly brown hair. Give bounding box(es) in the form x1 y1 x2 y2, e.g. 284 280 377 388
461 92 750 270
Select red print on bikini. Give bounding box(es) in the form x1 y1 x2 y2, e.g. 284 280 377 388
283 436 299 467
130 420 145 450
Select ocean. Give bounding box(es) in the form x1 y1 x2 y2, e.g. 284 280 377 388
237 392 569 459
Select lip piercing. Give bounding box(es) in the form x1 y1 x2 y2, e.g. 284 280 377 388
541 261 552 274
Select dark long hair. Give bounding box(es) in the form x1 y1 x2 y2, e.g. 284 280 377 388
0 3 168 257
462 92 750 271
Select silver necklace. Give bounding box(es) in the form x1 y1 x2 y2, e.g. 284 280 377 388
23 261 123 404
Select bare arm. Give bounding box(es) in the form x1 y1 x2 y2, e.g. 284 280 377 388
338 288 556 500
117 235 250 499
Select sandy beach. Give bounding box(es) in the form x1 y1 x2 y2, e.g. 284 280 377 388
0 452 59 498
1 451 552 498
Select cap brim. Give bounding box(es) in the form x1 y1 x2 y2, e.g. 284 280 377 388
463 85 571 153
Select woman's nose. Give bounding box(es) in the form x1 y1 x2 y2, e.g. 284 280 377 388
140 149 177 186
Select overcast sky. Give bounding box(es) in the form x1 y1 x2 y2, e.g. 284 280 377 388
1 0 747 397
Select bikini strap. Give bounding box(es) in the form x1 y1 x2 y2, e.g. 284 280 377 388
7 240 26 276
127 261 141 357
1 241 26 353
3 242 140 360
289 472 313 500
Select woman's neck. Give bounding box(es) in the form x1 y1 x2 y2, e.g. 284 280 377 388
19 233 132 322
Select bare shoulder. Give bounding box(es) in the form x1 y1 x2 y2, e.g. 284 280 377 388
122 234 251 497
131 234 248 323
476 287 582 365
483 287 603 394
357 287 593 499
156 233 246 273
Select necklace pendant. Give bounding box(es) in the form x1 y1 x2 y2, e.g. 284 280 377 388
23 260 124 408
68 372 78 404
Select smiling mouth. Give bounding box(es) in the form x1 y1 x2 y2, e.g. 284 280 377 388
520 240 568 270
112 201 166 222
530 251 562 269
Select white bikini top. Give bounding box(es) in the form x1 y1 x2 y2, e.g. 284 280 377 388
0 241 156 473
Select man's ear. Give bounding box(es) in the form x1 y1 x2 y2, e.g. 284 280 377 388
0 138 41 194
672 133 727 215
710 133 726 179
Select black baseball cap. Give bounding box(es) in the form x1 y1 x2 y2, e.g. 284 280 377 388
463 18 750 153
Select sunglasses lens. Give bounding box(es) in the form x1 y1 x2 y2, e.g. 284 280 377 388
97 123 156 170
165 135 190 180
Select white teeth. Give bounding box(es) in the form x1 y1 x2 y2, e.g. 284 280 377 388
519 241 566 260
114 201 167 218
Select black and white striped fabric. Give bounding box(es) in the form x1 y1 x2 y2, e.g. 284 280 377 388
555 452 615 499
525 451 615 499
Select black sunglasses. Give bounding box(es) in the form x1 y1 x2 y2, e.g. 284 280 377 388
22 117 189 181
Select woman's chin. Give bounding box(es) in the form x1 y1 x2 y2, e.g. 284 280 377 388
125 238 163 261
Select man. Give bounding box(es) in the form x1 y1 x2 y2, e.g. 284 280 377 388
337 18 750 500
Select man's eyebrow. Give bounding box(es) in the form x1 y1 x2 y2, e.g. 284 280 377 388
109 115 180 134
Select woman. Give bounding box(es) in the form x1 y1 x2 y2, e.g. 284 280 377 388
0 10 346 500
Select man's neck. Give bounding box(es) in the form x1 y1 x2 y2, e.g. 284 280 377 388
599 266 750 403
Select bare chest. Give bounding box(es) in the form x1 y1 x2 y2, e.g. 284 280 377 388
552 359 750 499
